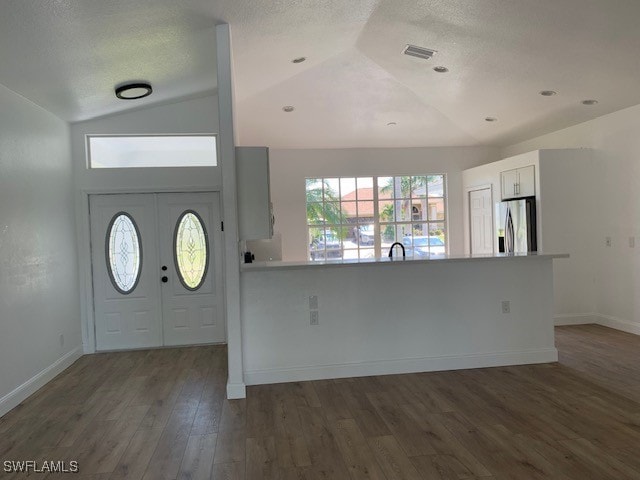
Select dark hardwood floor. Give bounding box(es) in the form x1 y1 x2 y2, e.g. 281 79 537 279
1 325 640 479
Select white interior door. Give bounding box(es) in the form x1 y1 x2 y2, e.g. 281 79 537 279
157 192 225 346
469 188 494 255
90 192 225 351
90 194 162 350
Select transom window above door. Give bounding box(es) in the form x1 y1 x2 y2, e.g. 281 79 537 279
305 175 447 261
87 135 217 168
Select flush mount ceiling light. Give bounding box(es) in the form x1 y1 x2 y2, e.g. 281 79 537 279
582 99 599 105
403 44 437 61
115 82 152 100
433 66 449 73
485 117 498 122
282 105 295 112
539 90 557 96
292 57 306 64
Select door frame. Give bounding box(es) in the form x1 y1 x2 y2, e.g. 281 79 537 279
466 184 494 255
79 186 225 354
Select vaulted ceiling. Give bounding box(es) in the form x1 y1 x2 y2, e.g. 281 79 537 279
2 0 640 148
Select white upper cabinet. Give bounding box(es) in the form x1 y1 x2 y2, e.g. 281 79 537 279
236 147 273 240
501 165 535 199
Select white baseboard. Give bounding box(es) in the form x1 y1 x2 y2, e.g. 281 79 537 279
555 312 640 336
554 313 598 326
226 382 247 399
0 346 83 418
596 314 640 335
244 348 559 386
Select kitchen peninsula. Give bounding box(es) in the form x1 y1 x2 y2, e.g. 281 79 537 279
240 253 567 386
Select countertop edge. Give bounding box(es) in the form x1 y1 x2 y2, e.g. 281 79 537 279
240 253 570 272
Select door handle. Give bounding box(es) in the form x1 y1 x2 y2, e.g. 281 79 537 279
161 276 168 283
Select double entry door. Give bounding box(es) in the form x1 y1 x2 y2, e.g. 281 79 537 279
90 192 225 351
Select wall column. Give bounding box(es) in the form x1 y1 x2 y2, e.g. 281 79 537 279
216 23 245 399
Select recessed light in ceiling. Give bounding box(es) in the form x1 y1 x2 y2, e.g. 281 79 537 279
115 82 152 100
582 99 599 105
292 57 306 64
282 105 295 113
539 90 557 96
403 44 437 61
387 122 397 126
485 117 498 122
433 66 449 73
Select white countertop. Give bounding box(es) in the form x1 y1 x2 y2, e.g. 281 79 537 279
241 252 569 272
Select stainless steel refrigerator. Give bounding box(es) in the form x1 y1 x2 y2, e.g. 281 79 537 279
496 197 537 254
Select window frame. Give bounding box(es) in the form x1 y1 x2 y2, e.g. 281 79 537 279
305 175 448 261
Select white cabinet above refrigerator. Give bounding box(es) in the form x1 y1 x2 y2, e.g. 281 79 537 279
501 165 535 199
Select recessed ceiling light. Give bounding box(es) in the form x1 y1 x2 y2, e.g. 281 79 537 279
582 99 598 105
282 105 295 113
433 66 449 73
485 117 498 122
115 82 152 100
387 122 397 126
539 90 557 96
292 57 306 64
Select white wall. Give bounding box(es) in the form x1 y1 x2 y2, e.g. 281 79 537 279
269 146 499 261
241 257 558 385
70 94 222 353
502 104 640 334
537 149 600 321
0 84 81 415
71 94 221 192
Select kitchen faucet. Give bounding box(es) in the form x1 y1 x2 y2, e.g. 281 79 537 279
388 242 406 259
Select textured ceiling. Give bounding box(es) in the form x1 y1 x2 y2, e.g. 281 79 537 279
2 0 640 147
0 0 221 122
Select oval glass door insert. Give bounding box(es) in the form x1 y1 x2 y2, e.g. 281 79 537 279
174 210 209 290
106 212 142 294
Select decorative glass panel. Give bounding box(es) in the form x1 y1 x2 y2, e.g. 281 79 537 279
174 211 209 290
106 213 142 294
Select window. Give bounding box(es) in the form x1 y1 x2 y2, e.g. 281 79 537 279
88 135 217 168
305 175 447 260
174 211 209 290
106 212 142 294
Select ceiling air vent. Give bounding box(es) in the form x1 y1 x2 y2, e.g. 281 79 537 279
403 45 437 60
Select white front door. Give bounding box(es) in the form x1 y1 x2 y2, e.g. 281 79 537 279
469 188 494 255
90 194 163 350
90 192 225 351
157 193 225 346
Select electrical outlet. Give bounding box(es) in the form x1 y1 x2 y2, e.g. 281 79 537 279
630 237 635 248
310 311 319 325
309 295 318 310
501 301 511 314
605 236 612 247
